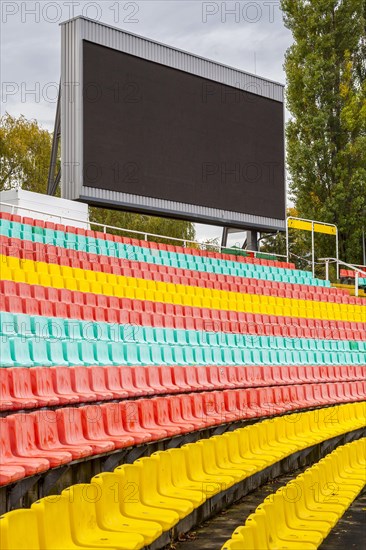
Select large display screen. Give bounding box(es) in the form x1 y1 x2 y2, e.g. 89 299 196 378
82 40 285 224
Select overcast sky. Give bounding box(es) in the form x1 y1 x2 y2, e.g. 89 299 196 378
1 0 293 243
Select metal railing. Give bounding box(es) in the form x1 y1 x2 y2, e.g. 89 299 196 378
0 200 287 261
319 257 366 297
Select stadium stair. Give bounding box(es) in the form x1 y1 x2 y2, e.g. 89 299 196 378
222 438 366 549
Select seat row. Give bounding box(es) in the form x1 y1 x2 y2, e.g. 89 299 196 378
1 256 363 322
2 364 364 411
2 333 364 368
0 216 314 285
1 389 365 486
0 210 295 269
2 236 349 305
1 403 364 549
222 438 366 549
2 312 365 354
2 282 364 340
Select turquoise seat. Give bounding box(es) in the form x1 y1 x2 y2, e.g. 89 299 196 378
78 341 97 364
11 337 33 367
108 342 127 365
29 340 52 366
59 341 80 366
0 312 17 336
0 338 14 367
94 341 111 365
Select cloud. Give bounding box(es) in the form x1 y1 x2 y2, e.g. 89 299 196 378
1 0 293 241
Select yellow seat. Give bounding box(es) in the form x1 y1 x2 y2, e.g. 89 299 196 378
113 464 180 530
181 443 236 489
91 473 163 546
31 496 114 550
134 457 194 518
62 484 145 550
150 451 205 507
0 509 40 550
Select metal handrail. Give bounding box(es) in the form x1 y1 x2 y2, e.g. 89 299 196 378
0 200 287 260
319 257 365 297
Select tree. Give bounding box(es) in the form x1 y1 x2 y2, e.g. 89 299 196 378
0 112 196 243
281 0 366 265
0 112 52 193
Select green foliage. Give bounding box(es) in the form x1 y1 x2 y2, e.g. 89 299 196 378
281 0 366 264
0 112 52 193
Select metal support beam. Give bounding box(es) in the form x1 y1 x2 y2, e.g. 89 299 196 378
47 83 61 196
247 230 258 251
221 227 229 248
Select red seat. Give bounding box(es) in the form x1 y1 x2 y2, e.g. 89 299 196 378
0 369 18 411
102 366 129 399
0 368 38 409
206 365 236 389
195 366 215 390
183 366 202 391
176 394 205 430
234 389 255 419
119 401 152 444
31 410 91 460
7 413 69 468
131 366 155 396
68 366 98 402
0 464 26 485
99 403 135 447
222 390 241 421
87 366 115 400
158 365 184 393
31 367 78 405
190 393 216 427
118 366 144 397
1 421 35 484
80 404 131 449
143 366 168 394
168 396 195 432
151 397 182 436
9 368 59 408
56 407 114 454
137 399 168 440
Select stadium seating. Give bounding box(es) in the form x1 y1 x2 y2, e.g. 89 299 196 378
221 438 366 549
0 212 365 548
1 404 365 549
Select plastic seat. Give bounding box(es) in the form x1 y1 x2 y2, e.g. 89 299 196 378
0 368 37 410
80 404 132 450
87 366 115 400
62 484 145 549
0 417 46 477
103 365 129 399
31 494 114 550
7 413 70 468
0 509 41 549
150 397 182 436
119 401 153 443
31 409 91 460
137 399 169 440
55 407 115 454
9 367 59 407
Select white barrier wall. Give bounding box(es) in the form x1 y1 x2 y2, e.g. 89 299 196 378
0 190 89 229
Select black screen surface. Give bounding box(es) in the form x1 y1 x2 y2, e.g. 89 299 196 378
83 40 285 221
